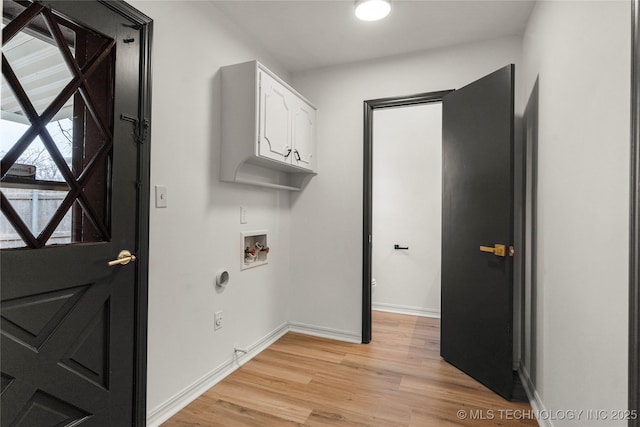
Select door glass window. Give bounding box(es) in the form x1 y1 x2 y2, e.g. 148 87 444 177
1 0 115 249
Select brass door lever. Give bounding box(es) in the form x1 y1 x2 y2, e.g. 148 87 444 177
108 250 136 266
479 244 506 257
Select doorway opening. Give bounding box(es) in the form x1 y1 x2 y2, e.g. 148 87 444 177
362 90 452 343
364 65 518 401
370 102 443 319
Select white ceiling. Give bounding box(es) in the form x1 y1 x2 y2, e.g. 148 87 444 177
212 0 536 73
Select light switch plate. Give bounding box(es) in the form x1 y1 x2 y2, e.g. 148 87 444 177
240 206 247 224
155 185 167 208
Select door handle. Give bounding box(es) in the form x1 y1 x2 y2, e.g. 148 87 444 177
108 250 137 266
479 244 506 257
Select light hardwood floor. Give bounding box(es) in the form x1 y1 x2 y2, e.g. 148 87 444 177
162 311 538 426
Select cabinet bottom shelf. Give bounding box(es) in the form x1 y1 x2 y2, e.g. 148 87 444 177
223 160 316 191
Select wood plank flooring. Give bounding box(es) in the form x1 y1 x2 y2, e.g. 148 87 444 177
162 311 538 426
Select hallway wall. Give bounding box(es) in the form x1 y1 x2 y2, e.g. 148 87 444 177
520 1 630 425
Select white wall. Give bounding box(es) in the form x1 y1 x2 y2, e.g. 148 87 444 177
372 103 442 317
521 1 630 425
290 36 523 337
128 1 295 423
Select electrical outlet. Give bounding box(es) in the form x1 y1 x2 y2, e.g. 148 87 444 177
214 311 223 330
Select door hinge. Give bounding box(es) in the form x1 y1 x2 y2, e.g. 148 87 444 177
120 114 149 144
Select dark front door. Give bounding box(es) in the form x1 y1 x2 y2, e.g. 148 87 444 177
1 1 146 425
440 65 515 399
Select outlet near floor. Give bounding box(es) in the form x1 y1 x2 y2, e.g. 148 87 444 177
214 311 223 330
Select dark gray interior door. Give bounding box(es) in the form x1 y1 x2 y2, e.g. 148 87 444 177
1 1 143 425
441 64 515 400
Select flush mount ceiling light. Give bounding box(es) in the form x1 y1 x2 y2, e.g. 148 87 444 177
355 0 391 21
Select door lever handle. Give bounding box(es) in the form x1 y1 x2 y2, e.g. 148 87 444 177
479 244 506 257
108 250 137 266
394 244 409 250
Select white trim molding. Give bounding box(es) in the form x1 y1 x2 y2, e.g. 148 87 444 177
146 322 359 426
288 321 361 343
373 303 441 319
519 366 552 427
146 322 289 427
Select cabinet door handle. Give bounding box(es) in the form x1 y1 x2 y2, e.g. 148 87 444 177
294 149 301 161
284 148 292 158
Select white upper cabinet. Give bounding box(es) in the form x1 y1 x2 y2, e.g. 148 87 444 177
221 61 317 191
259 71 292 162
291 97 316 169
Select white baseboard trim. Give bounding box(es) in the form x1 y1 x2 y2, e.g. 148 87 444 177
146 321 360 426
519 365 552 427
373 303 441 319
288 321 361 343
146 322 289 427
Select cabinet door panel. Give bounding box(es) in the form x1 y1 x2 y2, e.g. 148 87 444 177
259 72 292 163
292 100 315 171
